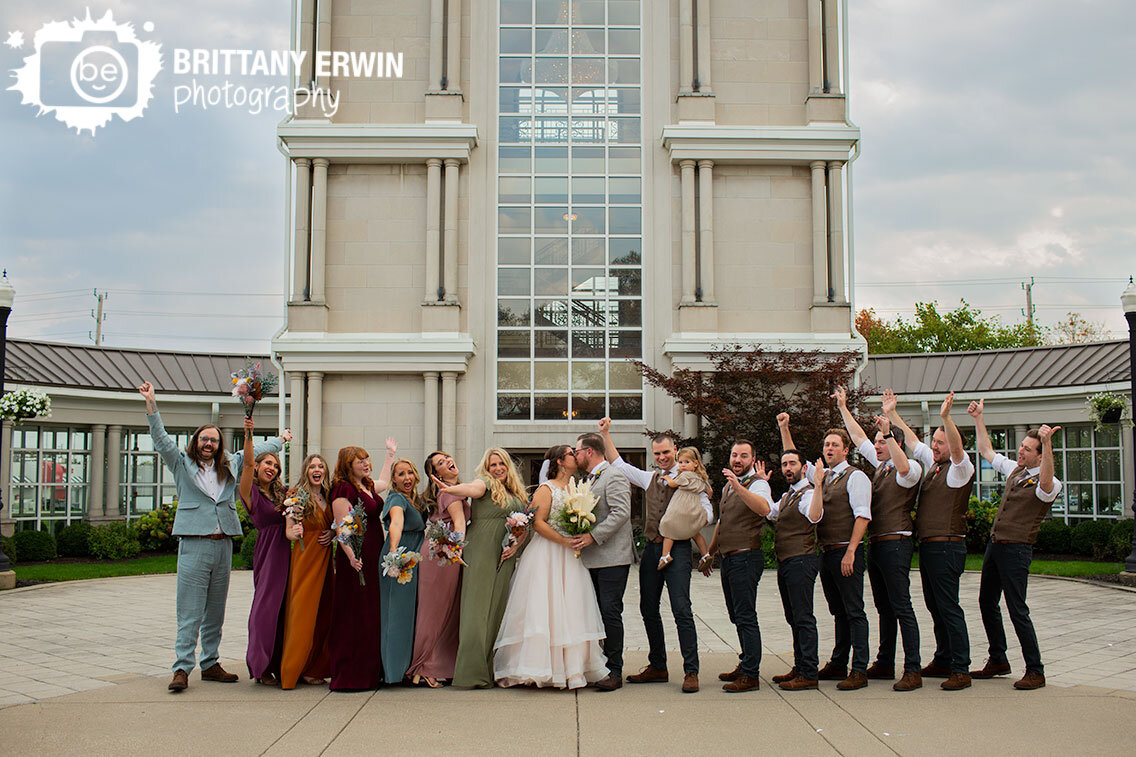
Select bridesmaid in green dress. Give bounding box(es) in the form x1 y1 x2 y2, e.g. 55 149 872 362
437 448 531 688
380 458 428 684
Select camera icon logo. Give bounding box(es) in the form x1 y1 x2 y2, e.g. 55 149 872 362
8 10 162 135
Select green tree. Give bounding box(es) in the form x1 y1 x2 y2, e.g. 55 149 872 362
856 300 1044 354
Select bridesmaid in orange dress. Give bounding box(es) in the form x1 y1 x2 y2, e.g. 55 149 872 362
279 454 335 689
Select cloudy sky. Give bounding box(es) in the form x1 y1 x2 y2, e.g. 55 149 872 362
0 0 1131 355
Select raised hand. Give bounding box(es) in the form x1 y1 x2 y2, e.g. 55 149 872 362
137 381 155 401
243 417 255 431
430 474 452 492
814 457 826 481
874 415 891 435
385 437 398 456
754 460 771 481
776 412 790 429
832 385 847 408
598 417 611 433
722 468 740 489
940 392 955 419
281 428 293 443
881 389 897 415
1038 424 1062 444
967 398 984 419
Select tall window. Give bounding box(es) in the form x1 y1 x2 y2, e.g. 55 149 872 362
1052 424 1122 522
9 426 90 533
496 0 644 421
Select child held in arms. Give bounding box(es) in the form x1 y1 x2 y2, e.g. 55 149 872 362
657 447 713 572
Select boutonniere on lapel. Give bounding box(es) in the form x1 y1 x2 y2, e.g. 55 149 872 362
1019 475 1038 488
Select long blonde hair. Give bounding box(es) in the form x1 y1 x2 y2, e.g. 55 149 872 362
677 447 710 486
389 458 428 513
474 447 526 509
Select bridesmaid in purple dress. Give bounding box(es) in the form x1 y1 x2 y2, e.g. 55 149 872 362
409 451 470 687
327 439 397 692
241 417 300 685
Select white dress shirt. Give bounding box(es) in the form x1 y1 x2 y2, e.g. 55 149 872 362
857 440 923 488
611 455 714 525
805 460 872 520
767 478 819 524
990 453 1063 503
193 460 226 534
911 441 975 489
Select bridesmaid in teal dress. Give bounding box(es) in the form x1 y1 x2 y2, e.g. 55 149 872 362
380 458 428 684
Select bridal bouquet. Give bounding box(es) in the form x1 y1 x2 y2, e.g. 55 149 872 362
230 361 278 419
381 547 421 584
333 498 368 585
554 477 598 558
425 521 468 567
282 488 312 552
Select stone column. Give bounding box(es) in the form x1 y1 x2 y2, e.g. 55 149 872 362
826 161 846 303
695 0 712 93
316 0 333 91
823 0 840 93
89 424 105 520
429 0 444 89
425 158 443 302
310 158 330 303
810 161 828 303
678 0 693 92
807 0 823 92
293 158 311 300
424 372 440 454
307 372 324 457
446 0 461 91
1014 424 1029 449
443 158 460 302
680 160 696 304
106 425 122 519
289 372 306 475
697 160 715 302
441 372 457 454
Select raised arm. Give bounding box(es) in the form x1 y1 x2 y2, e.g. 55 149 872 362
833 386 868 448
777 412 795 452
598 417 619 463
598 418 654 490
238 418 256 506
940 392 967 464
967 398 996 464
431 476 488 500
812 457 826 522
1038 424 1061 495
371 437 398 493
138 382 182 472
882 389 919 454
875 414 911 477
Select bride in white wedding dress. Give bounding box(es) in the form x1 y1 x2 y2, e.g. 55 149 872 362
493 444 608 689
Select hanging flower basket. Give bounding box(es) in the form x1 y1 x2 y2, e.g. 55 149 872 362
0 388 52 423
1086 392 1126 431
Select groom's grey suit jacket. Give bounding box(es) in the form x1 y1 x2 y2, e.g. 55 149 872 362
580 462 634 570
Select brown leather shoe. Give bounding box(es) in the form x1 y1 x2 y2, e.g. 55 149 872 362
836 671 868 691
865 662 895 680
722 674 760 693
594 674 622 692
779 676 819 691
941 673 972 691
771 667 798 684
168 669 188 692
627 665 669 684
200 663 239 683
893 671 923 691
719 664 744 682
920 660 952 678
1013 672 1046 690
970 659 1012 679
681 672 699 693
816 661 848 680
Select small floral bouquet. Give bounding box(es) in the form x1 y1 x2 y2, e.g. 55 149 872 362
381 547 421 584
282 488 312 551
425 520 468 567
501 508 535 551
554 477 598 558
230 360 278 419
0 388 51 423
333 498 368 585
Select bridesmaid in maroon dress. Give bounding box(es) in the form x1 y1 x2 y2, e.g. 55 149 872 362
241 417 299 685
408 451 470 687
328 439 397 692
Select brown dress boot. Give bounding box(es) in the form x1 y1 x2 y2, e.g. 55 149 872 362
865 662 895 680
719 664 744 682
627 665 669 684
771 667 798 684
722 674 760 693
970 659 1012 679
920 660 952 678
778 676 819 691
893 671 923 691
200 663 239 683
681 672 699 693
836 671 868 691
816 661 848 681
168 669 188 692
941 673 972 691
1013 672 1046 690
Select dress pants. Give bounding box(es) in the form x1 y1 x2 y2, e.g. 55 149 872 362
919 540 970 673
777 553 819 680
639 540 699 674
174 536 233 673
979 540 1043 674
819 544 869 673
867 537 921 672
719 550 764 677
589 564 630 677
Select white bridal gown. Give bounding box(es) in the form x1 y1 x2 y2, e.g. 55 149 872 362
493 483 608 689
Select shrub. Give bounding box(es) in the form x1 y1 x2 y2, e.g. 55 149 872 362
13 529 57 562
240 528 258 567
134 504 178 552
1 535 16 564
1070 520 1114 559
57 522 94 558
1034 519 1072 555
762 526 777 569
88 522 142 560
966 496 999 553
1109 519 1134 562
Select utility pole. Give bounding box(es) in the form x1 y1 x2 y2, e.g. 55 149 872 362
90 288 107 345
1021 277 1036 332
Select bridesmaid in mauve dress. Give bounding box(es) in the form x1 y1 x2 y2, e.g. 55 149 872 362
279 453 335 689
379 459 428 684
240 418 299 685
440 448 531 688
327 439 397 692
408 451 470 687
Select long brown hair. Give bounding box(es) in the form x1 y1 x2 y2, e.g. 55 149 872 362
186 424 232 484
389 458 428 513
332 446 375 493
423 450 455 513
474 447 526 509
292 453 331 503
254 451 287 510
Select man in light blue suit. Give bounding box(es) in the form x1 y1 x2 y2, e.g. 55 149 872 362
138 381 289 692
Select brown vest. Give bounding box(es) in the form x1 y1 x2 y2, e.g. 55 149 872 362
718 476 767 554
817 467 857 547
991 466 1053 544
774 484 816 562
643 471 679 542
868 463 917 536
915 461 975 539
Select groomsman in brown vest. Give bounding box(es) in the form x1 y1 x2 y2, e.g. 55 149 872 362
703 441 773 692
780 412 873 690
833 387 923 691
599 418 712 693
765 446 823 691
886 390 976 691
967 399 1063 690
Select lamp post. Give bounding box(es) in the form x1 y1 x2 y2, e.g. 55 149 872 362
0 271 13 577
1123 277 1136 574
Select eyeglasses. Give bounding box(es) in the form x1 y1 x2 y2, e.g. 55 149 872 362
199 437 220 446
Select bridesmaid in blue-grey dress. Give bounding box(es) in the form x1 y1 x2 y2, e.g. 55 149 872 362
380 459 428 684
